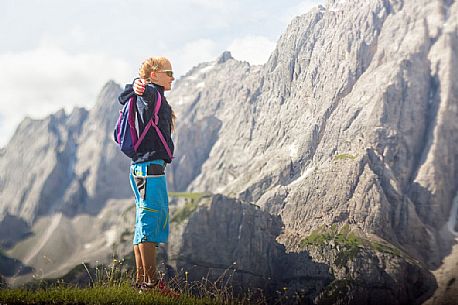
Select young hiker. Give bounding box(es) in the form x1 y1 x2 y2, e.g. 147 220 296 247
117 56 176 292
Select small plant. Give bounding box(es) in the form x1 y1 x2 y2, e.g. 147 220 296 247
301 224 365 268
168 192 212 202
334 153 356 160
169 192 212 224
371 240 401 257
171 201 199 224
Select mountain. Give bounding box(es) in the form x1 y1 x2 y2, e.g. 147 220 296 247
0 81 130 225
1 0 457 303
163 0 458 302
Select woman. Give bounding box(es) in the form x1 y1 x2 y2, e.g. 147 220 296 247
118 56 176 291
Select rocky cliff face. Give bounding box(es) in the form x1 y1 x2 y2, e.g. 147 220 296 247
168 0 458 267
168 194 433 304
164 0 457 302
0 0 457 303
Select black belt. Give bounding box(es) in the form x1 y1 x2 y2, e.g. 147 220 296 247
146 163 165 175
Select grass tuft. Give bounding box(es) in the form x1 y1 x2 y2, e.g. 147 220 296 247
334 153 357 160
300 224 403 267
169 192 212 224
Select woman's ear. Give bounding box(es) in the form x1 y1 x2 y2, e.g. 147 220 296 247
149 71 157 81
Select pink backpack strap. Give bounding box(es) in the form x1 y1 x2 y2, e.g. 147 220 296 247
153 91 161 125
152 124 174 160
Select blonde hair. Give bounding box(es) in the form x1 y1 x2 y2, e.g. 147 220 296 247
139 56 176 132
139 56 170 83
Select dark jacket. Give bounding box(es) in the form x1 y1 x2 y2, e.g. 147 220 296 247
118 82 174 164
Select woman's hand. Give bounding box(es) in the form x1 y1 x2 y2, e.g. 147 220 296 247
133 78 146 95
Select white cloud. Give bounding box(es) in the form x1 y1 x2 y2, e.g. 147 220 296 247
0 46 132 147
282 0 322 23
188 0 231 10
171 39 220 76
228 36 277 65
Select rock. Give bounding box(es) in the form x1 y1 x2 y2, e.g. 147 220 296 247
216 51 233 64
168 194 333 302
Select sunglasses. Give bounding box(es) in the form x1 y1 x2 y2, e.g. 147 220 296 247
158 70 174 77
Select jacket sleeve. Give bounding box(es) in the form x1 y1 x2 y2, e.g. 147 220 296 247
118 83 135 105
141 84 159 110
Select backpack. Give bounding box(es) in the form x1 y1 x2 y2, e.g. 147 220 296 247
113 92 173 160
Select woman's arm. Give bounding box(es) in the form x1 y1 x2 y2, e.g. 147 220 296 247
118 83 135 105
118 78 145 104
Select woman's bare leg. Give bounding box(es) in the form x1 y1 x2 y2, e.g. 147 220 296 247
138 242 157 283
133 245 144 283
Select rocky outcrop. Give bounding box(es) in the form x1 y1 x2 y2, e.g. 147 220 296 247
0 250 32 279
167 194 434 304
0 214 31 249
168 194 333 301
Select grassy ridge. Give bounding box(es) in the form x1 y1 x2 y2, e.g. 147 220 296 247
168 192 212 201
301 224 403 267
0 283 219 305
169 192 212 224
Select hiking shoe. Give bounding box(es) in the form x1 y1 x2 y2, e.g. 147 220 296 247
156 279 180 299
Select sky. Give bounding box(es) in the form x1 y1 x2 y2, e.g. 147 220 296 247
0 0 323 148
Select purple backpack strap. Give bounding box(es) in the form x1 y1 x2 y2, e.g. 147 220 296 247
134 92 174 160
128 97 138 143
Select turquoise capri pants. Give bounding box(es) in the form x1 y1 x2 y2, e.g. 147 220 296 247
129 159 169 245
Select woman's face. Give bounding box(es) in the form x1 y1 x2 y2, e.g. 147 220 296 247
150 61 175 91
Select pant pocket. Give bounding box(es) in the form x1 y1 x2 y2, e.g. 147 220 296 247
144 175 168 210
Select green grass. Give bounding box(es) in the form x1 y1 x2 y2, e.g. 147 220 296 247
301 224 366 268
171 202 199 224
168 192 212 202
0 258 253 305
301 224 403 268
0 282 220 305
371 240 402 257
169 192 212 224
0 258 268 305
334 153 356 161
